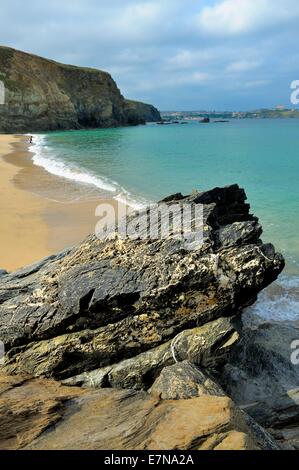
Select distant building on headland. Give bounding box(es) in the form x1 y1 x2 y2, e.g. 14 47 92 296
160 107 299 121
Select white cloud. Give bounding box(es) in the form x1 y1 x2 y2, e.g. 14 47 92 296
167 48 224 70
131 71 212 92
168 50 194 69
198 0 299 36
243 79 271 88
226 60 261 73
182 71 212 84
111 2 162 39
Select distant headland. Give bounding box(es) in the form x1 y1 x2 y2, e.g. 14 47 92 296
161 107 299 122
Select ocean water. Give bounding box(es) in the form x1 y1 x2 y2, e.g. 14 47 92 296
31 119 299 322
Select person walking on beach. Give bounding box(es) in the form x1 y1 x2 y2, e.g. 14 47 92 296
29 136 33 144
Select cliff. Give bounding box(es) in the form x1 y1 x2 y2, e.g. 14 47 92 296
0 46 160 132
125 99 162 123
1 184 297 450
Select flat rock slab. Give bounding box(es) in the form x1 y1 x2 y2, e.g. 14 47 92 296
0 373 277 450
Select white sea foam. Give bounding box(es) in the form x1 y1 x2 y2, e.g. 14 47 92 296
114 192 147 211
247 274 299 322
30 135 147 210
277 275 299 290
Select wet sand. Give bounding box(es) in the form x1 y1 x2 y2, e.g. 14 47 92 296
0 135 126 272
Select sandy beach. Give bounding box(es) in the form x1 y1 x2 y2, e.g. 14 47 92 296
0 135 50 271
0 135 124 272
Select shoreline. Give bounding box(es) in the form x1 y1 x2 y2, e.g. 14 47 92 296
0 135 50 271
0 135 297 326
0 134 126 272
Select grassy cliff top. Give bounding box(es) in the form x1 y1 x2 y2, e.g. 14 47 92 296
0 45 108 76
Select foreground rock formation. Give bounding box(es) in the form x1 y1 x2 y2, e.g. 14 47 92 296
0 45 161 132
0 184 284 381
0 184 290 450
0 373 277 450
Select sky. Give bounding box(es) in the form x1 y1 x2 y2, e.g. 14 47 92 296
1 0 299 110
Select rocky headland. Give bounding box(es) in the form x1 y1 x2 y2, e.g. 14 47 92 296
0 184 298 450
125 99 161 124
0 46 161 132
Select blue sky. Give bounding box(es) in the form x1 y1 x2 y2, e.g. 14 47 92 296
1 0 299 110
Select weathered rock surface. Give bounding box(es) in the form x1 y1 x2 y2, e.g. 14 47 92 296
244 388 299 430
0 45 161 132
0 185 284 383
62 316 239 389
0 373 84 450
0 373 278 450
241 388 299 450
150 361 225 399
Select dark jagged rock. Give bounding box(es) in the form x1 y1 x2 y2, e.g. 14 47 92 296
150 361 225 399
220 321 299 404
244 388 299 431
219 319 299 449
242 388 299 450
215 221 263 248
0 45 160 132
0 270 7 278
0 185 284 382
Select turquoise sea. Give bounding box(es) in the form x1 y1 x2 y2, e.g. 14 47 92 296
31 119 299 322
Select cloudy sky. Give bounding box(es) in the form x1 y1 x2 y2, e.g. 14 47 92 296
1 0 299 110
